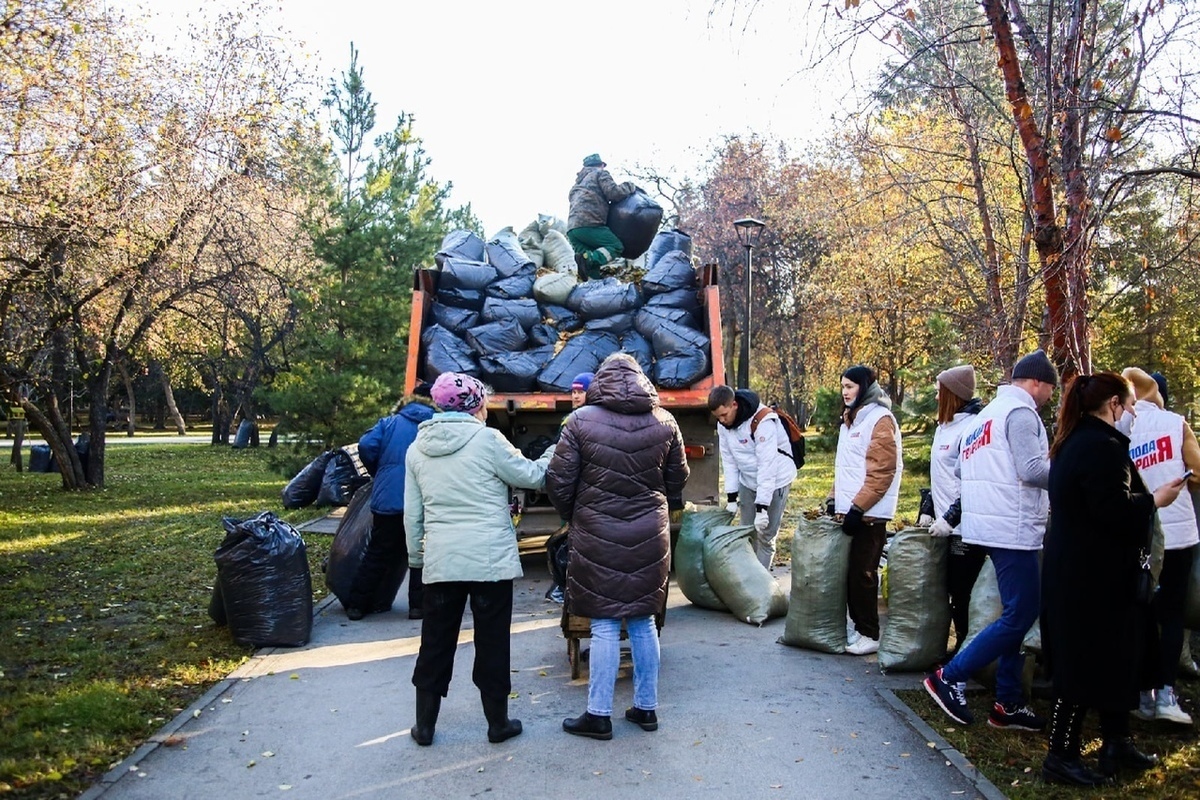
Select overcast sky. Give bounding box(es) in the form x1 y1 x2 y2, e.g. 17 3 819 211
116 1 886 234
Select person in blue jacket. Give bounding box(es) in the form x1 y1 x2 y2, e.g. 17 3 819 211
343 382 437 621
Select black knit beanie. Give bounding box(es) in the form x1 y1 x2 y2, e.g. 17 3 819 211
1151 372 1169 407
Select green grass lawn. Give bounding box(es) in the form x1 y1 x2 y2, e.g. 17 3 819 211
0 444 327 799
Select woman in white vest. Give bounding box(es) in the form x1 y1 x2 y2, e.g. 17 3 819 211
827 365 901 656
1121 367 1200 726
927 365 986 655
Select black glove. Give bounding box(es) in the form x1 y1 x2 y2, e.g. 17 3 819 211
668 496 684 512
727 492 739 504
824 497 836 517
841 506 866 537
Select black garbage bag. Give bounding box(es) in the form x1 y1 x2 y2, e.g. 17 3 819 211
486 264 537 300
584 311 635 335
315 447 369 508
645 287 701 322
538 331 620 391
566 277 642 319
465 317 528 355
546 527 569 588
651 318 710 357
29 443 54 473
212 511 313 648
435 230 486 267
431 301 479 334
281 450 333 509
422 324 479 380
641 250 697 295
485 229 535 278
646 229 692 270
481 296 541 330
439 257 497 291
232 420 259 449
620 330 655 376
540 303 582 332
480 345 556 392
437 285 486 311
653 350 710 388
323 479 409 614
635 306 697 338
529 322 559 347
606 190 663 260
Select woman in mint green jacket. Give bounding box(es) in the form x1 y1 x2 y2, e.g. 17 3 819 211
403 372 550 748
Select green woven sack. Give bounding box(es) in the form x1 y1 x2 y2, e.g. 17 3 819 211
703 524 788 625
675 506 732 611
878 528 951 672
779 515 850 653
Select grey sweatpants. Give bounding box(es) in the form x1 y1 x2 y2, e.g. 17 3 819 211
737 484 791 569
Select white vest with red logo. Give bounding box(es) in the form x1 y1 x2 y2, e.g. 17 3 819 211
959 385 1048 550
1128 401 1199 550
834 402 902 520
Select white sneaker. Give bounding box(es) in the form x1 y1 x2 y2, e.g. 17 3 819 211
1155 686 1193 725
1132 690 1156 721
846 614 860 646
845 636 879 656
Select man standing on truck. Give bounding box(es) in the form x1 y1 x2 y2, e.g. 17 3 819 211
567 154 638 281
708 385 797 570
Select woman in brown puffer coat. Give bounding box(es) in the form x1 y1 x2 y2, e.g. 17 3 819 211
545 353 689 740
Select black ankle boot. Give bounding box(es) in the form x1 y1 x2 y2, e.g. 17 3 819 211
1098 737 1158 777
624 707 658 731
1042 753 1111 787
562 711 613 740
481 694 522 743
412 690 440 746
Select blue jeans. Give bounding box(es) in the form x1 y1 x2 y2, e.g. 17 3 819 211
587 616 659 716
942 548 1039 706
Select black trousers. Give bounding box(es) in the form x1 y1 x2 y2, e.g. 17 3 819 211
411 580 513 699
1154 545 1196 687
947 536 987 651
348 512 423 612
847 521 888 640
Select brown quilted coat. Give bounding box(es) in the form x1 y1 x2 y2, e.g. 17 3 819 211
545 357 689 618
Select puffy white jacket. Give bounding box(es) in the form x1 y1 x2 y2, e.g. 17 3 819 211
405 413 549 584
834 403 902 520
930 410 978 526
959 385 1049 550
718 407 797 506
1128 400 1199 550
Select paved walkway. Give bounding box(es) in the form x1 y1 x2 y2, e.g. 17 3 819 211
80 547 1000 800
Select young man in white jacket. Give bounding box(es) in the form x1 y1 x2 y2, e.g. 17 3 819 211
1122 367 1200 725
708 385 797 569
924 350 1057 732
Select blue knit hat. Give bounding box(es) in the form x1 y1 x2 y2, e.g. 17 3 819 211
582 154 605 168
571 372 594 392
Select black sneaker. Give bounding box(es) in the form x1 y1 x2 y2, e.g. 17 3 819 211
923 668 974 725
988 701 1045 731
344 606 365 621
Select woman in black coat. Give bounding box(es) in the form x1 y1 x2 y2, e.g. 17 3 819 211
1042 372 1185 786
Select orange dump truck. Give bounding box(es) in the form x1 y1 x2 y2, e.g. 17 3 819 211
405 265 724 552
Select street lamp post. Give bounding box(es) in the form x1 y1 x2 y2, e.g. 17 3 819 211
733 217 766 388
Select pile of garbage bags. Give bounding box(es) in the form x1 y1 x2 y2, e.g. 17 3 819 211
674 506 788 626
281 444 370 509
209 512 313 648
423 224 710 391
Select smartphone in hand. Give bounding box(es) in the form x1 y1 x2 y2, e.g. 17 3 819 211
1183 469 1195 482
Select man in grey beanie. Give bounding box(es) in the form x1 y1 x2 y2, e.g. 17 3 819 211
925 349 1057 733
